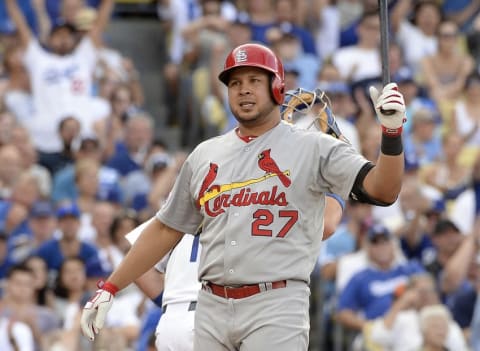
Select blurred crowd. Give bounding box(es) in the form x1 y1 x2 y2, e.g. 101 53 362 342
1 0 480 350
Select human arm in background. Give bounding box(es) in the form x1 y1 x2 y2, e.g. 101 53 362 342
390 0 412 33
30 0 51 44
88 0 115 48
5 0 33 47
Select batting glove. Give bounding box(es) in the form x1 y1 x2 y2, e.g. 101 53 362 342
369 83 406 137
80 280 118 341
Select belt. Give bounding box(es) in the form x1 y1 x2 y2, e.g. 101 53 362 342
162 301 197 314
202 280 287 299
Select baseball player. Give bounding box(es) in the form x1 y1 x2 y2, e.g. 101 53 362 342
127 193 345 351
81 43 406 350
129 88 349 351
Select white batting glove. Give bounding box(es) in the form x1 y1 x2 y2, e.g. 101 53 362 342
80 281 118 341
369 82 406 136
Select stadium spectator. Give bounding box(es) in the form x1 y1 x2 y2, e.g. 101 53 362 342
391 0 442 72
5 0 114 158
34 201 101 280
363 273 467 351
332 10 382 84
51 135 122 205
105 113 154 177
0 264 60 347
336 223 424 332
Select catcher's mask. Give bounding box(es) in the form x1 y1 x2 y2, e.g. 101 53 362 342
218 43 285 105
281 88 349 143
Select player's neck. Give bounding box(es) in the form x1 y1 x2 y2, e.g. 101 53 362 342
236 118 280 140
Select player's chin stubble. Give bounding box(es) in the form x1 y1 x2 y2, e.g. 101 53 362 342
232 104 277 127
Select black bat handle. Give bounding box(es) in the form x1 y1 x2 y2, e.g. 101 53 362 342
379 0 396 116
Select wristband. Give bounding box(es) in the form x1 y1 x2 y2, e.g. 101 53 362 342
326 193 345 211
381 134 403 156
97 280 119 296
151 292 163 308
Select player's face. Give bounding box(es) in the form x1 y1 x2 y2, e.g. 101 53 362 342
49 29 76 56
227 67 277 127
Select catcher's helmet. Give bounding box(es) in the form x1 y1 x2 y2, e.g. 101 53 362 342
218 43 285 105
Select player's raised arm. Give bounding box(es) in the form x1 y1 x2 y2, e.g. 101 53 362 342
88 0 115 47
80 218 183 341
355 83 405 205
5 0 33 47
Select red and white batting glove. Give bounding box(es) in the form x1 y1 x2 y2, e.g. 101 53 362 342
369 83 406 136
80 280 119 341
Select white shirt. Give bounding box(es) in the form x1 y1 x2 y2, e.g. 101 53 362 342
396 21 437 71
22 37 98 152
366 309 468 351
126 218 201 306
332 46 381 82
0 317 34 351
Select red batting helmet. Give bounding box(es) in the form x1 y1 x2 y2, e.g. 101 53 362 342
218 43 285 105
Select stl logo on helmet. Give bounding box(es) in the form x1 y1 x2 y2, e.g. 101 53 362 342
196 151 292 217
235 49 248 63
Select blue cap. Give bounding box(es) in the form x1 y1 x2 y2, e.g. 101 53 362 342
284 63 300 76
318 81 350 95
393 66 415 84
56 202 80 219
367 223 392 241
30 201 55 218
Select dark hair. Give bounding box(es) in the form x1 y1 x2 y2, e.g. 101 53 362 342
57 116 80 132
433 219 460 236
412 0 443 25
465 71 480 89
6 263 33 279
109 209 141 242
53 256 86 299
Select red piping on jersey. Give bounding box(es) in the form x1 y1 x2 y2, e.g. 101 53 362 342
235 128 258 143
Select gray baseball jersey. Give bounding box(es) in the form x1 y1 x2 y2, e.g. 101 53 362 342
156 121 368 286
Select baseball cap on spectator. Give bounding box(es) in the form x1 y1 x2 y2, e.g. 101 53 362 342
393 66 415 85
146 152 172 174
56 202 81 219
50 20 77 35
232 12 251 26
367 223 392 243
412 107 436 125
433 219 460 236
284 64 299 77
30 201 55 218
318 81 350 96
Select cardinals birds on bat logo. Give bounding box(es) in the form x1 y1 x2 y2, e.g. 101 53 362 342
196 162 219 208
258 149 291 187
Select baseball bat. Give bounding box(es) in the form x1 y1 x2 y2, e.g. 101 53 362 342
378 0 395 115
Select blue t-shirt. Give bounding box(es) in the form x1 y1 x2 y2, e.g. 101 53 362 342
35 238 100 272
337 261 424 319
106 142 142 176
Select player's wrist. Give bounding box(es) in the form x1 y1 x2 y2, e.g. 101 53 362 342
98 280 119 296
381 133 403 156
381 124 403 137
